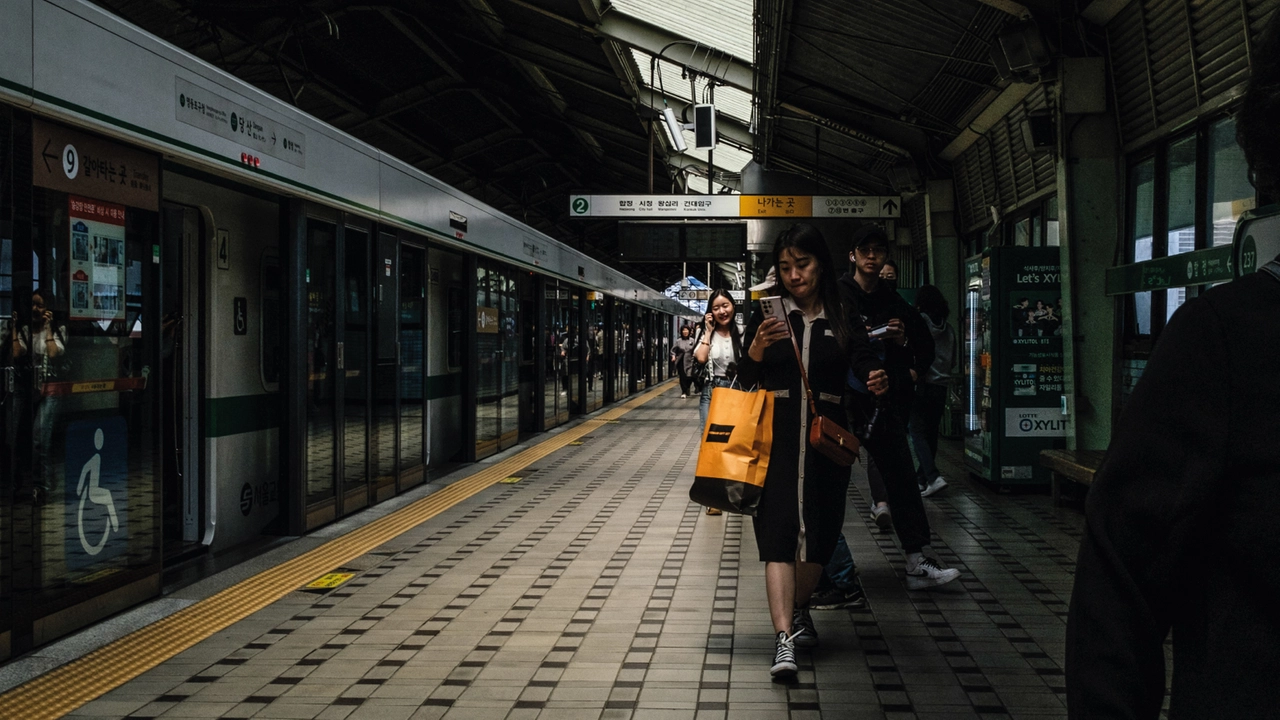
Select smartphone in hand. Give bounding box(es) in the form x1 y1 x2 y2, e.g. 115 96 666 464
759 296 791 333
868 323 891 337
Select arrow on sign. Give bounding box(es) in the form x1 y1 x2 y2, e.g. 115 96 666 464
271 131 277 146
41 139 58 173
882 198 899 215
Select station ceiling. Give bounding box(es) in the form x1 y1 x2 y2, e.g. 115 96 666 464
89 0 1052 289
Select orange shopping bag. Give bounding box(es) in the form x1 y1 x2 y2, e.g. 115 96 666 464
689 385 774 515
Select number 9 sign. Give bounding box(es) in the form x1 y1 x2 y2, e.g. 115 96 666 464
63 144 79 179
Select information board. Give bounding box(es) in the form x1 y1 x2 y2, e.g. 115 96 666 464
571 194 902 219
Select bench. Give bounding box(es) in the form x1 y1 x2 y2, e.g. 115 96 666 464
1040 449 1106 505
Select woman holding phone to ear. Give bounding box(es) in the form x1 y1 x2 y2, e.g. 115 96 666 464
737 223 887 681
693 289 743 428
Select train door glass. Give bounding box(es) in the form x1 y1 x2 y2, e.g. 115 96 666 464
370 232 397 497
499 269 519 448
0 131 15 647
639 309 651 388
160 203 202 559
341 227 369 511
584 297 604 412
543 281 568 427
14 184 162 621
567 289 580 415
399 244 425 472
304 220 337 506
614 303 629 398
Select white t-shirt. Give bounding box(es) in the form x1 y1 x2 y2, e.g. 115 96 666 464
708 331 734 378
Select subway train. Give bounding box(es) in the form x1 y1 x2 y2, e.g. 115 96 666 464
0 0 689 658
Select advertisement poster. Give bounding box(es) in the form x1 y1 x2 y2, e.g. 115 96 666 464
68 196 126 322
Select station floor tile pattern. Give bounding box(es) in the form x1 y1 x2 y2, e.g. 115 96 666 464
66 388 1086 719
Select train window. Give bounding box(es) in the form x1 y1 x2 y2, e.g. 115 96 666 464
447 286 463 370
261 253 281 391
1207 116 1256 247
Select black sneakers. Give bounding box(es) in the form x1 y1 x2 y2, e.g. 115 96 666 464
790 606 818 648
809 578 868 610
771 630 799 680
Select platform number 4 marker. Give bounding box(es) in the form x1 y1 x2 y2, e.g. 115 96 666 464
217 228 231 270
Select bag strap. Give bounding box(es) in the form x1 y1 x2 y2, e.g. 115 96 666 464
782 302 821 419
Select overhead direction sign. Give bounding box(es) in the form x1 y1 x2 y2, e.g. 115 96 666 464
570 194 902 219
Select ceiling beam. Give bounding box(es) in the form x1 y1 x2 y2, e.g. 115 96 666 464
499 0 754 92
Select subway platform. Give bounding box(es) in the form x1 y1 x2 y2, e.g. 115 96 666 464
2 382 1082 719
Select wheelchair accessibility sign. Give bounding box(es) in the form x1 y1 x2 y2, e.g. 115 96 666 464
65 417 128 569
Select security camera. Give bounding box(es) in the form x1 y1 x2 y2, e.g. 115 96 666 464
662 107 688 153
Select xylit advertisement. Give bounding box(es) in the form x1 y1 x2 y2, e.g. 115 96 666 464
964 247 1066 485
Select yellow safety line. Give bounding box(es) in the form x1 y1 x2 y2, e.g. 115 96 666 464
2 380 675 719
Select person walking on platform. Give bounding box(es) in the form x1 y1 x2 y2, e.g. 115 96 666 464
671 325 696 398
738 223 887 681
840 225 959 592
693 290 743 428
1066 23 1280 717
910 285 957 498
810 533 868 610
694 290 744 516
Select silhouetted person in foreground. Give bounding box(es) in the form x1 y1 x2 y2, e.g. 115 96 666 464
1066 19 1280 719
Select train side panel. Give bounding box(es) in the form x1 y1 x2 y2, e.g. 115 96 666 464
163 171 282 550
1 0 33 107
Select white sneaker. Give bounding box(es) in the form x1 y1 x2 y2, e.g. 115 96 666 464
920 477 949 498
680 394 687 398
870 504 892 530
905 556 961 590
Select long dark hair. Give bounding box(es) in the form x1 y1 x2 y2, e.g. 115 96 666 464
915 284 950 323
698 288 743 362
772 223 850 351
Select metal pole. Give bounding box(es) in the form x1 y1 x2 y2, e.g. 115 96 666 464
708 82 715 196
648 118 654 194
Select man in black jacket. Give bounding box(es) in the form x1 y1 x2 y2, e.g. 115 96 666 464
839 225 957 590
1065 19 1280 718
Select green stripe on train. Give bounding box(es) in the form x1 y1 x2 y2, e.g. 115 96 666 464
205 373 463 438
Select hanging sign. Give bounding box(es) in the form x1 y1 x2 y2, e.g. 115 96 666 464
69 196 127 322
176 77 306 168
32 118 159 210
570 194 902 219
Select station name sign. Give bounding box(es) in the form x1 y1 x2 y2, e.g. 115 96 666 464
569 194 902 219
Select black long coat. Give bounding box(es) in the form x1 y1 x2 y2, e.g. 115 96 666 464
738 304 880 564
1066 267 1280 718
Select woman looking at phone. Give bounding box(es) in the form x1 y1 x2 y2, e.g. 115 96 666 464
737 223 887 681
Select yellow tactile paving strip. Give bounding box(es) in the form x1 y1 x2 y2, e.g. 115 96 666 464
1 380 675 719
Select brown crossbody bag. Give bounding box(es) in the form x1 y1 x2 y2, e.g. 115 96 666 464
785 320 861 467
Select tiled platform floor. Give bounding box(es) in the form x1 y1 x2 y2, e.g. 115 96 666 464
67 388 1087 719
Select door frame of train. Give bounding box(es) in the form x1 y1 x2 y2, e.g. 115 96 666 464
158 201 207 555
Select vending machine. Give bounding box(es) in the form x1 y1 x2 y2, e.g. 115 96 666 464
962 247 1067 487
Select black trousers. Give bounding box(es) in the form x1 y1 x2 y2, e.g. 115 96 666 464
676 366 693 395
861 412 932 554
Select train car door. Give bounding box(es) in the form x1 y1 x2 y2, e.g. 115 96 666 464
474 260 519 459
397 243 426 487
339 218 372 516
370 231 398 502
159 203 203 560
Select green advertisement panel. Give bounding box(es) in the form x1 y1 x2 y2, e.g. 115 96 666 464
962 247 1066 486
